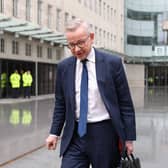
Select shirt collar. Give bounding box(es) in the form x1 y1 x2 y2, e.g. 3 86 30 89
76 47 95 65
87 47 95 63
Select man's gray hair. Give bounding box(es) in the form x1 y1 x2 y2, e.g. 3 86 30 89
65 18 92 34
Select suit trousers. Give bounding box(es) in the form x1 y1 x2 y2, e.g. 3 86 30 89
61 119 121 168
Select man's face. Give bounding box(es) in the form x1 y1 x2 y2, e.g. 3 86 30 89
66 26 94 60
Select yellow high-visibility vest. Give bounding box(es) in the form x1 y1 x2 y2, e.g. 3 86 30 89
22 72 33 87
10 73 21 88
1 73 7 88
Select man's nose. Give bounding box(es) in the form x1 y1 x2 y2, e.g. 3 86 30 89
74 45 81 52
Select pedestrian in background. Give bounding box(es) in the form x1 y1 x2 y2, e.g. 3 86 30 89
22 70 33 98
46 18 136 168
20 69 24 97
10 70 21 98
0 71 7 98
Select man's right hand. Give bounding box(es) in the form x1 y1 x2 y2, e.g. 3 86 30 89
46 135 58 150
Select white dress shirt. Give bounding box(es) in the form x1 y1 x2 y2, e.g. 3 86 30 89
75 48 110 122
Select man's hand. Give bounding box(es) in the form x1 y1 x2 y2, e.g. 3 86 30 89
125 141 134 155
46 135 58 150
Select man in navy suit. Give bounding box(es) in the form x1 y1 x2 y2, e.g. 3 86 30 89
46 18 136 168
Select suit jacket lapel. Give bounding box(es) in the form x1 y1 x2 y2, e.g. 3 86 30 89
95 49 107 106
95 49 106 83
66 57 76 115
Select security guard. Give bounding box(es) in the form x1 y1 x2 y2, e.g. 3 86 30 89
10 70 21 98
22 70 33 98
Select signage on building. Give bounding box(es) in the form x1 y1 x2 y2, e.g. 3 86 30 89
154 46 165 56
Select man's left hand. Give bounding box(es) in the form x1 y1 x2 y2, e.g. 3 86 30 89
125 141 134 155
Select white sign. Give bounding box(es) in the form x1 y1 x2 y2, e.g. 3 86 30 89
154 46 165 56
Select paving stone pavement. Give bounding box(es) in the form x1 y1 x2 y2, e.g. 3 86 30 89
1 146 61 168
1 88 168 168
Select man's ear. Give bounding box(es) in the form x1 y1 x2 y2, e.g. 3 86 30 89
90 33 94 40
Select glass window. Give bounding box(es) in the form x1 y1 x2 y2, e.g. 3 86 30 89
99 28 102 40
37 0 42 25
127 35 152 45
127 9 156 21
0 0 4 13
13 0 18 17
47 5 52 28
147 66 168 87
107 32 110 46
37 45 43 58
38 63 56 95
114 9 116 16
56 48 62 60
64 12 69 27
111 8 113 20
0 60 7 98
47 47 52 59
103 2 106 19
12 40 19 54
94 0 97 13
25 43 31 56
84 0 87 7
89 0 92 10
72 15 76 20
111 34 113 46
56 8 61 31
114 35 116 42
0 38 5 53
26 0 31 21
94 26 98 45
107 5 110 20
103 30 106 46
99 0 102 16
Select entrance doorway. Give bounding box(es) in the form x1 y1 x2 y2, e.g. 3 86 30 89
0 59 35 98
146 65 168 87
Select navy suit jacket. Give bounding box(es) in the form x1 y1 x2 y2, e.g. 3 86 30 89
50 48 136 156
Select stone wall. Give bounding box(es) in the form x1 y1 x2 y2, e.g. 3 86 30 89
125 64 145 108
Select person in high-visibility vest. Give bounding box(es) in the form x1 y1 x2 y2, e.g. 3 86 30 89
22 70 33 98
10 70 21 98
0 72 7 98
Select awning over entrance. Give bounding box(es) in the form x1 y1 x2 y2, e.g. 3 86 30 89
0 14 67 46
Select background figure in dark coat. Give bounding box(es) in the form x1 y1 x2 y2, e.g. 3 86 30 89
46 18 136 168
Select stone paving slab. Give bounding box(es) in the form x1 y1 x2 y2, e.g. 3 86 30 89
1 146 61 168
1 142 166 168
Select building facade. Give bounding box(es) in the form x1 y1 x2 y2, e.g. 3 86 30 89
0 0 124 98
125 0 168 87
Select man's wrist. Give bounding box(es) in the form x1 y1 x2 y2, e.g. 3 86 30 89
49 134 58 138
126 141 133 143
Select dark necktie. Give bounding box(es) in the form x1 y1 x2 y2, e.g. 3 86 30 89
78 59 88 137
